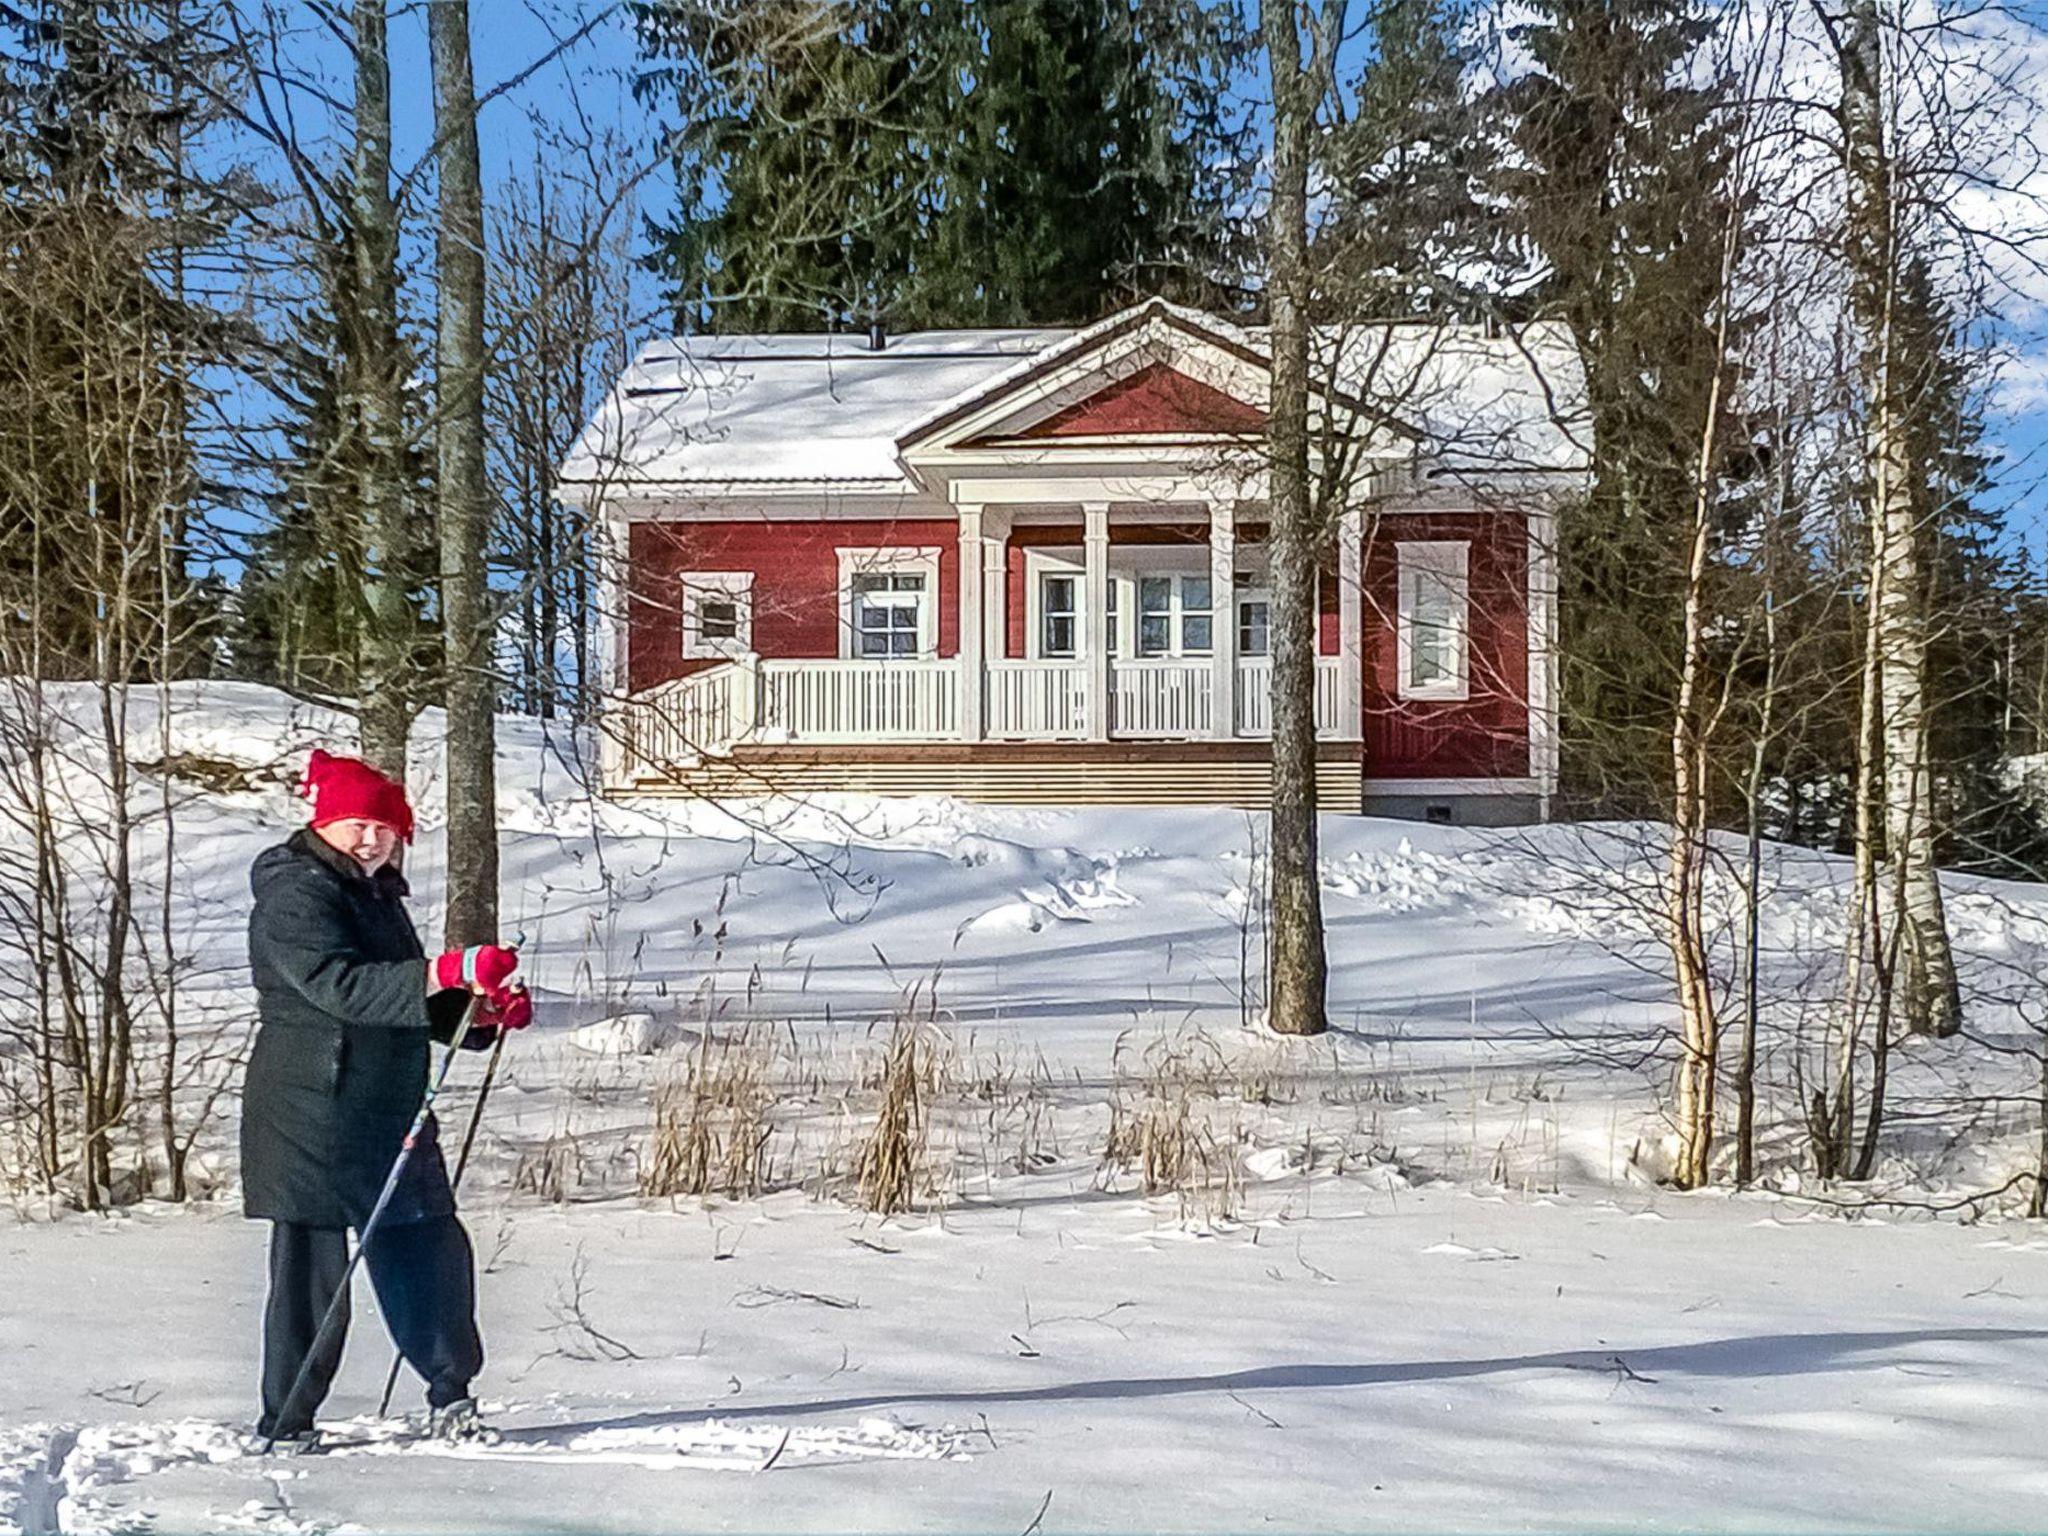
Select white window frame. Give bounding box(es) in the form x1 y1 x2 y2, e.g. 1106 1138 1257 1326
1233 575 1272 658
679 571 754 660
1038 569 1081 658
1028 546 1218 660
1025 548 1087 661
1396 540 1471 702
838 546 941 660
1133 571 1214 658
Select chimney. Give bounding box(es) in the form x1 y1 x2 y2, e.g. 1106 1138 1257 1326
867 319 887 352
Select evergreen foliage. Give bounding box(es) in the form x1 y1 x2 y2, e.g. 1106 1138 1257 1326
633 0 1251 331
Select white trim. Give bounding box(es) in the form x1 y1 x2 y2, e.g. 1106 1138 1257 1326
1083 504 1111 741
1395 540 1471 702
1024 547 1085 660
1527 504 1559 816
959 506 986 741
1336 506 1365 742
677 571 755 660
837 546 942 660
1209 501 1237 741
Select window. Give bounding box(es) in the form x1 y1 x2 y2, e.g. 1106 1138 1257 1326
1137 574 1213 657
839 548 940 659
1397 541 1470 700
1235 576 1271 657
680 572 753 660
853 572 926 658
1041 573 1078 657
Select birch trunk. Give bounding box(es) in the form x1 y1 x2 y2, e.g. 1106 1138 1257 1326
1259 0 1332 1038
352 0 413 777
1839 0 1959 1039
430 0 499 945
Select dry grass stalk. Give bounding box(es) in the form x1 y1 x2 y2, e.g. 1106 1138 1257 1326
853 1015 947 1216
1099 1024 1248 1223
640 1024 777 1201
513 1131 580 1204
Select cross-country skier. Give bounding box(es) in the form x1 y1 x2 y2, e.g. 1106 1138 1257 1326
241 749 532 1447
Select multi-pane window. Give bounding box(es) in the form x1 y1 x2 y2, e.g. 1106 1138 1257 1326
1235 577 1271 657
680 572 753 659
1041 573 1078 657
852 572 927 659
1137 574 1213 657
1397 541 1470 700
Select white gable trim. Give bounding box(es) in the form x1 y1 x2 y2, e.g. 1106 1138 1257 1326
899 302 1274 461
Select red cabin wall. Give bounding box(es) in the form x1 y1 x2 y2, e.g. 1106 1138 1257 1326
628 518 960 693
1361 511 1529 778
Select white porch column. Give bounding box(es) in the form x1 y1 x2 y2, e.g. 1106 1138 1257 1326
1083 502 1111 741
1337 504 1365 741
1209 499 1236 739
958 504 986 740
1529 501 1559 818
983 510 1009 664
595 501 631 787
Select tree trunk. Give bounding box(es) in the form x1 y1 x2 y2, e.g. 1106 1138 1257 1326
1259 0 1330 1038
352 1 413 777
430 0 499 946
1839 0 1959 1039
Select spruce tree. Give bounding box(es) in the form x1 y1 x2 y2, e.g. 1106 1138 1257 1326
1325 0 1487 317
1485 0 1740 815
634 0 1248 331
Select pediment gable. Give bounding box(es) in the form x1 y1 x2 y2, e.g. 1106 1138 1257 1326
1006 361 1265 440
898 299 1275 460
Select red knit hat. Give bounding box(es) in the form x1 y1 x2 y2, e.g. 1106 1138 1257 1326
300 749 414 843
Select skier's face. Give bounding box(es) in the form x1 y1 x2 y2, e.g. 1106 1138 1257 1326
315 817 400 874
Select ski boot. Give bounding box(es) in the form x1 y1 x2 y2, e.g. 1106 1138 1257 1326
427 1398 501 1446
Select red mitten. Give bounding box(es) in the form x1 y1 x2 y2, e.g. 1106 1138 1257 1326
478 988 533 1032
432 945 519 994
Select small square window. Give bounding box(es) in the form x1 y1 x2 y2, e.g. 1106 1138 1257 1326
680 573 752 660
700 598 738 642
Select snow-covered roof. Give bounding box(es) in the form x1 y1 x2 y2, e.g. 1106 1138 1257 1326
558 300 1587 496
559 328 1071 493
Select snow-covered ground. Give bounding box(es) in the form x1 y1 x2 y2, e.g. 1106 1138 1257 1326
4 683 2048 1533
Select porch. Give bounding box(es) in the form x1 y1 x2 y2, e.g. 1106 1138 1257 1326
617 652 1349 779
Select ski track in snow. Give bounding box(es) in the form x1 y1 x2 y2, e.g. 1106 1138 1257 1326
0 1414 973 1534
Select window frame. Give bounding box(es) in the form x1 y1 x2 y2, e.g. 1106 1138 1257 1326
837 547 941 661
678 571 755 661
1395 539 1471 702
1233 576 1272 658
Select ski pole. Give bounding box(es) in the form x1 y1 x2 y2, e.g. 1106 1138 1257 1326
260 1000 474 1455
375 1019 508 1417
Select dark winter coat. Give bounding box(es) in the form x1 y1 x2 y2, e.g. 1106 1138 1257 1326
240 830 484 1229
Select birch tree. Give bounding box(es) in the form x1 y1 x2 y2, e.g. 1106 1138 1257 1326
1828 0 1961 1040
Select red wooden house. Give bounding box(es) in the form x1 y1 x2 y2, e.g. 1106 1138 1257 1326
559 298 1585 823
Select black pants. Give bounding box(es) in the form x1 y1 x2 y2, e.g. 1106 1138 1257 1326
259 1214 484 1436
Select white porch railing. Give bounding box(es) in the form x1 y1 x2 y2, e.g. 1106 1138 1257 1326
622 666 747 776
1234 656 1346 739
760 658 958 741
1110 659 1214 738
987 659 1087 739
617 651 1354 780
